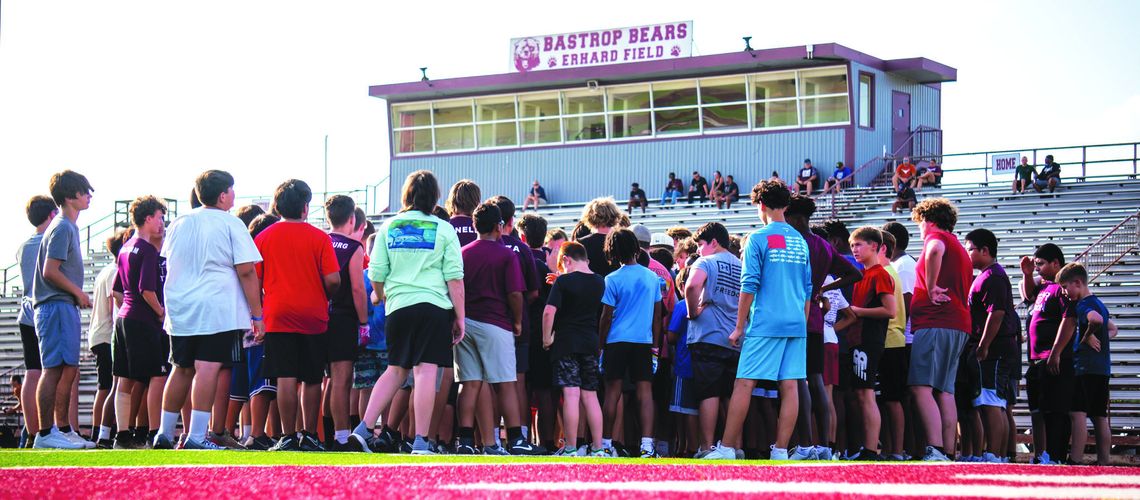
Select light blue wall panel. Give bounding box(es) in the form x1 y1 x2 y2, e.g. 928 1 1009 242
852 61 942 185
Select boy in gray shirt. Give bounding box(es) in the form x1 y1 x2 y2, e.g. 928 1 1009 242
31 170 94 449
684 222 742 452
16 195 58 447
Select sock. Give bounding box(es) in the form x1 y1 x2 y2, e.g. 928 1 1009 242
353 421 370 436
188 410 211 441
39 428 52 438
158 411 179 440
493 426 502 447
334 429 349 445
98 426 112 441
323 416 335 445
640 437 654 451
506 426 523 442
241 425 252 441
602 438 612 449
59 425 73 434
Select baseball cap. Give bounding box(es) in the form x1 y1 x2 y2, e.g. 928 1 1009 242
650 233 672 247
803 158 812 163
631 224 652 245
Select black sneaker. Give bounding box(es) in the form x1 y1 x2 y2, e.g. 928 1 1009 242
96 438 114 449
269 434 301 452
331 439 367 452
152 433 174 450
848 448 882 461
509 438 545 456
114 431 139 450
454 442 479 455
298 432 325 452
374 428 400 453
246 435 275 451
397 439 413 454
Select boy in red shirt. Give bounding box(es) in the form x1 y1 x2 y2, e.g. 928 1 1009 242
845 227 897 460
255 180 341 452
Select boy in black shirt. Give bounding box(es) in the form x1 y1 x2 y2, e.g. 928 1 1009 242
628 183 648 214
543 241 606 457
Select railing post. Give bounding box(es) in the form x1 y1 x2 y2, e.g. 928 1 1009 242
86 226 91 254
1133 143 1137 175
2 268 6 296
983 153 989 185
1082 146 1087 178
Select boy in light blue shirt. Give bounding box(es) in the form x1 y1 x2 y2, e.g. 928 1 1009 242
599 228 663 458
703 179 812 461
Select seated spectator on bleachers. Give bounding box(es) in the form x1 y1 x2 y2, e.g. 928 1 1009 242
916 158 943 191
661 172 684 205
710 170 726 201
822 161 853 194
717 175 740 210
795 159 820 196
688 171 710 204
891 184 917 214
628 183 648 214
523 180 547 210
1034 155 1061 193
1014 156 1035 194
893 156 917 191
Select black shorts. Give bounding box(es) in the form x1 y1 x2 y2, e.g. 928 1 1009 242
806 332 824 375
1073 374 1109 417
113 317 172 381
602 342 653 383
527 342 553 390
689 343 739 400
170 330 241 369
553 353 600 391
325 313 359 363
977 337 1018 407
515 339 530 374
847 330 885 390
1026 357 1075 413
955 341 982 411
878 346 909 402
386 303 454 370
1006 338 1023 406
91 342 113 390
263 332 327 385
19 324 42 370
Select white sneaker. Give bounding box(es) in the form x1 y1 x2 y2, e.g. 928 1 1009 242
922 446 952 462
64 431 96 449
32 429 84 450
576 444 588 457
701 442 737 460
769 445 789 460
790 445 815 460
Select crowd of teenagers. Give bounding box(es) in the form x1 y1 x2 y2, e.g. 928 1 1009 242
12 168 1117 465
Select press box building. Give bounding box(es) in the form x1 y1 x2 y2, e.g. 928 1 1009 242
368 41 956 206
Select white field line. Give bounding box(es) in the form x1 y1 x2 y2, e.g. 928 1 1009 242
445 480 1140 499
956 473 1140 486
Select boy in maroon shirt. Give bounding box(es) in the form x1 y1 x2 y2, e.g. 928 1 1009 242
907 198 972 461
255 180 341 452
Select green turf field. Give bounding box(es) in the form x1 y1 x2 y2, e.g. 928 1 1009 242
0 450 770 468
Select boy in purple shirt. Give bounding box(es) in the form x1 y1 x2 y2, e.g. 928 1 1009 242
111 196 169 449
1019 243 1071 464
454 202 542 455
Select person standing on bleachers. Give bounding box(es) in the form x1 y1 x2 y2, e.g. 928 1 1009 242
15 195 57 448
30 171 95 450
906 197 972 462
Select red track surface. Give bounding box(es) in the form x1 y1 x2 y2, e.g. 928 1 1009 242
4 463 1140 499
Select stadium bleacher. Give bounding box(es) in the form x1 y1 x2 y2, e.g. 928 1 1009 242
0 176 1136 448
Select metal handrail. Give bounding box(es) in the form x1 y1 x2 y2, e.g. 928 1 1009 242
1073 210 1140 284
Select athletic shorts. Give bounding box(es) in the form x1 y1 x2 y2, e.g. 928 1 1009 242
955 341 982 411
601 342 653 383
1006 338 1023 406
34 301 81 368
752 379 779 399
229 359 249 402
245 344 277 397
553 353 600 391
402 367 445 391
974 339 1017 408
806 333 824 375
515 339 530 374
454 319 517 384
91 342 113 391
1072 374 1109 417
170 330 241 369
738 336 806 381
847 331 886 391
527 342 554 390
1034 177 1060 188
19 324 42 370
262 332 327 385
907 328 968 394
823 343 839 386
386 303 454 370
325 312 360 363
353 350 388 389
669 376 699 415
689 343 740 400
878 346 909 402
112 316 171 381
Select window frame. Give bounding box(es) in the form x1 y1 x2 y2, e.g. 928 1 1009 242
858 71 875 130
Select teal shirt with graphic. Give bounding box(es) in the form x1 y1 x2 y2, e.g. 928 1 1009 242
740 221 812 338
368 211 463 314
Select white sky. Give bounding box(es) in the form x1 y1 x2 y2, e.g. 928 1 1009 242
1 0 1138 265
